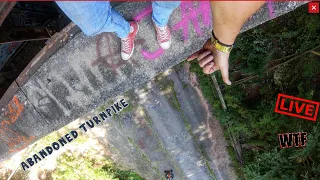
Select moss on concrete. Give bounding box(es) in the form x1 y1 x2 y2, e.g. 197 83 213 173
154 73 180 111
156 73 217 180
144 110 153 125
127 137 162 178
141 111 185 178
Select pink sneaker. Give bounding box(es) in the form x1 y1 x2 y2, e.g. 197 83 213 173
154 24 171 50
121 21 139 60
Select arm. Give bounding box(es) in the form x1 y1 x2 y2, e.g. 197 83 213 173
211 1 265 45
187 1 265 85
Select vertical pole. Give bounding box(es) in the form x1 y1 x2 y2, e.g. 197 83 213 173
210 73 227 111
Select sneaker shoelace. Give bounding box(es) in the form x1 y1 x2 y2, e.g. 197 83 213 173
158 27 169 41
121 38 131 54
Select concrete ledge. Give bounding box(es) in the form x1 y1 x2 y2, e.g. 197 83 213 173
0 1 306 162
0 24 80 109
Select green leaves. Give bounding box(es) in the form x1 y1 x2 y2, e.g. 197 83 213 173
52 151 144 180
189 3 320 180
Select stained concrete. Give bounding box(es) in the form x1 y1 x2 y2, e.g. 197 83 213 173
0 90 51 160
0 1 307 177
17 64 234 179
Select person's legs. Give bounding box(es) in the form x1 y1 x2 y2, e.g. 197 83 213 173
56 1 130 38
56 1 138 60
152 1 180 27
151 1 180 49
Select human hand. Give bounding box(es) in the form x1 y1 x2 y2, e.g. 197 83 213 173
187 39 231 85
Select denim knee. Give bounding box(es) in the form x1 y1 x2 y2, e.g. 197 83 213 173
56 2 112 36
153 1 181 9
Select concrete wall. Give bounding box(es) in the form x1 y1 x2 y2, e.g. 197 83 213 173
18 64 236 179
0 0 306 167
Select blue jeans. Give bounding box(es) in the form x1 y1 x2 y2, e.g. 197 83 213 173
56 1 180 38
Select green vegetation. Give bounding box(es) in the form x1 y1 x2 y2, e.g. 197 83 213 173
48 131 145 180
190 4 320 179
155 74 181 111
2 124 144 180
53 150 144 180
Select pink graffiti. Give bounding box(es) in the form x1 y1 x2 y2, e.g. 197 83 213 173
134 6 152 22
267 1 275 19
173 2 211 42
134 2 212 60
142 48 164 60
92 33 126 75
134 5 164 60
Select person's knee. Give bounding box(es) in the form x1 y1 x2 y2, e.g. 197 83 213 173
154 1 181 9
57 1 112 36
169 1 181 8
82 13 112 36
82 8 112 36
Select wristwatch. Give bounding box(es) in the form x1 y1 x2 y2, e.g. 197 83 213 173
211 30 233 53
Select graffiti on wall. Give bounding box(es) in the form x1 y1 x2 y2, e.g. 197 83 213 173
1 2 213 153
172 2 211 42
267 1 275 19
93 33 127 76
0 96 35 153
92 33 142 76
29 2 214 120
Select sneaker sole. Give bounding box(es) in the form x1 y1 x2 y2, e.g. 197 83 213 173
122 22 139 61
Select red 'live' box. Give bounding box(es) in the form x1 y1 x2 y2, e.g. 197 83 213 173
309 2 319 13
275 94 319 121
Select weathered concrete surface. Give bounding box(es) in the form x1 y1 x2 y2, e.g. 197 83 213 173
13 63 234 179
0 0 306 168
169 66 234 180
99 64 235 179
0 90 52 158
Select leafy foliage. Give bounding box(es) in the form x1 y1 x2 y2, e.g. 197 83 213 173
5 124 144 179
52 151 144 180
190 4 320 180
